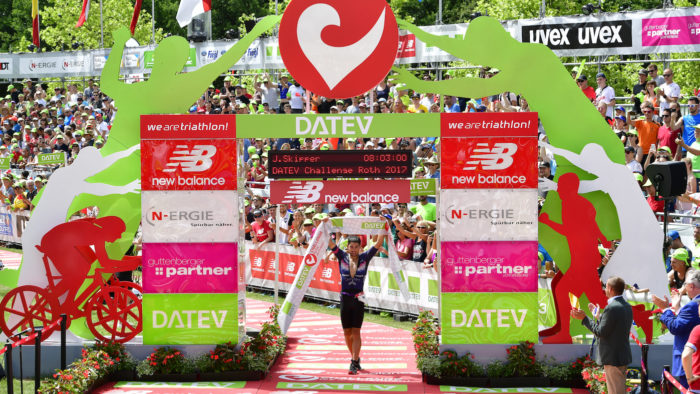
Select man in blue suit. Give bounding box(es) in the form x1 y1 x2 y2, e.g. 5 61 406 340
653 270 700 388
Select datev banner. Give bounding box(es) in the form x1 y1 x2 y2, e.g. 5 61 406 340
141 190 238 243
441 241 538 293
142 243 238 294
270 180 411 204
441 137 538 189
142 293 237 345
441 292 538 344
440 189 538 241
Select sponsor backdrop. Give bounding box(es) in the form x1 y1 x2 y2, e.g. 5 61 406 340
441 292 539 344
441 241 538 293
245 242 438 314
440 189 538 241
270 180 410 204
439 113 538 345
140 115 239 345
4 7 700 79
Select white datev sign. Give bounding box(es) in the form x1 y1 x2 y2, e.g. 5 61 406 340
440 189 538 241
142 190 238 242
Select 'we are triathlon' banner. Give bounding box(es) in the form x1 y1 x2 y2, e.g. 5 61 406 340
277 217 411 334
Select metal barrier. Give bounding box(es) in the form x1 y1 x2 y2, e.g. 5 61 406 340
662 365 689 394
0 314 66 393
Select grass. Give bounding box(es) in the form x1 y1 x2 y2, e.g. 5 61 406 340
0 378 36 393
245 289 415 331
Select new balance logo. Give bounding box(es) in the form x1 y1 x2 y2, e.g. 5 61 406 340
463 143 518 170
281 181 324 204
163 145 217 173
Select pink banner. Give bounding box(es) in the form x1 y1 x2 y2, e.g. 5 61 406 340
441 241 537 292
642 16 700 46
142 243 237 293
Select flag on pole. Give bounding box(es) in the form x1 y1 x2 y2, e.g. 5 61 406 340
76 0 91 27
31 0 40 47
130 0 143 35
176 0 211 27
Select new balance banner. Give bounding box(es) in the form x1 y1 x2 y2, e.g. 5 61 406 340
441 137 538 189
142 293 238 345
440 189 538 241
277 217 412 333
142 243 237 294
441 292 538 344
141 139 237 191
141 190 238 242
441 241 538 293
270 180 411 204
440 113 538 138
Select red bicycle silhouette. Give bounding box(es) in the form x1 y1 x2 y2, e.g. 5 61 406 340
0 217 142 343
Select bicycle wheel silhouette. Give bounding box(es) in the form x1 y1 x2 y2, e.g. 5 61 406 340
0 285 61 340
85 285 142 343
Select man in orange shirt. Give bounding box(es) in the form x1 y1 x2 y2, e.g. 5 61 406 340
635 102 660 167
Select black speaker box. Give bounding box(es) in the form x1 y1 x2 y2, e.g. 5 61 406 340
646 161 687 198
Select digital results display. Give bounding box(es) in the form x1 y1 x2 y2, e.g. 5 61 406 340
268 150 413 179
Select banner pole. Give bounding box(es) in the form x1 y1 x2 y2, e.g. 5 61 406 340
274 206 280 304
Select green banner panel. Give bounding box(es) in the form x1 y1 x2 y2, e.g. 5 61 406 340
441 292 538 344
143 47 196 68
410 178 436 196
236 113 440 138
36 152 66 165
143 293 238 345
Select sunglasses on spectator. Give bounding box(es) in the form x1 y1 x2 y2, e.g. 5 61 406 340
662 114 671 118
642 110 652 114
417 226 427 229
663 74 672 77
254 214 262 218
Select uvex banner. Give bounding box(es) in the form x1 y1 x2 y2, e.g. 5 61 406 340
441 292 538 344
521 20 633 50
140 114 236 139
142 191 238 242
141 139 237 191
441 137 538 189
440 113 538 138
142 243 238 294
270 180 411 204
441 241 538 293
142 293 238 345
440 189 538 241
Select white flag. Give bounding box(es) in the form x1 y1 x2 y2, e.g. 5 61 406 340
176 0 211 27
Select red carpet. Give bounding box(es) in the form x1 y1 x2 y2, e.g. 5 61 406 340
95 299 589 393
0 248 22 270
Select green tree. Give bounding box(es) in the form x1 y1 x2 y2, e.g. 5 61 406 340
13 0 163 52
0 0 33 52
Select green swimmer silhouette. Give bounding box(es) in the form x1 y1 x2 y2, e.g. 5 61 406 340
12 15 282 339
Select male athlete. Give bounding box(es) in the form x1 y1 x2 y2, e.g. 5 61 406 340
325 217 387 374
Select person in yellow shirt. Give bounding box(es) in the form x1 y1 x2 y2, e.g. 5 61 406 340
407 93 428 113
10 183 29 212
